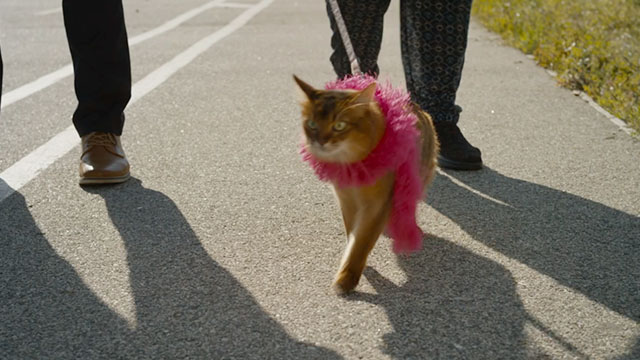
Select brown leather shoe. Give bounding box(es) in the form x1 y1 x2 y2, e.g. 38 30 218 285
79 132 130 185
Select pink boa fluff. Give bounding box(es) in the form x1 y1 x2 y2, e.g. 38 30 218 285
300 75 424 253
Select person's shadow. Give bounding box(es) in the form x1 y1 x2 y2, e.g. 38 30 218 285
0 178 340 359
427 167 640 359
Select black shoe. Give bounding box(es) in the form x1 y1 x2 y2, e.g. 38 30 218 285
434 122 483 170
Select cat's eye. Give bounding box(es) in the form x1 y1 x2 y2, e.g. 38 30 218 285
332 121 347 131
307 120 318 129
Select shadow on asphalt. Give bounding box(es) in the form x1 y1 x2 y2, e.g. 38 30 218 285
351 236 530 359
342 166 639 358
0 178 340 359
426 167 639 359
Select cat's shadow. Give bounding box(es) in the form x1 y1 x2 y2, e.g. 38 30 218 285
0 178 340 359
347 236 532 359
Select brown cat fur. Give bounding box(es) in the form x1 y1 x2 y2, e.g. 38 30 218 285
294 75 439 294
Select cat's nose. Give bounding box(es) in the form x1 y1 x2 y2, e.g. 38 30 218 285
317 137 330 146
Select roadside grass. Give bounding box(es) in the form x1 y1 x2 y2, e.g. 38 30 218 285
472 0 640 135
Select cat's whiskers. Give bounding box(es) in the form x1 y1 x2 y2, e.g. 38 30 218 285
310 141 353 163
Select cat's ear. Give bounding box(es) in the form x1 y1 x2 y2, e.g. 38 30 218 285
351 82 377 104
293 75 318 101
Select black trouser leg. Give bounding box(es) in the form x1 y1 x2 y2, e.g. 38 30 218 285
400 0 473 124
62 0 132 137
326 0 392 78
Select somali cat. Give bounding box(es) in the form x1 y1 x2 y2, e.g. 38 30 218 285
294 75 439 294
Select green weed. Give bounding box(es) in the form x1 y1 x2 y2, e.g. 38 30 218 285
473 0 640 134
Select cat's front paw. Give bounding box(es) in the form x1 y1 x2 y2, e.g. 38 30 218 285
332 270 360 295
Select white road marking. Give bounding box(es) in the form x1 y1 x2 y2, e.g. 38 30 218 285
0 128 78 201
578 91 634 136
0 0 274 203
1 64 74 109
436 169 514 208
128 0 228 47
216 2 253 8
2 0 228 110
129 0 273 105
34 7 62 16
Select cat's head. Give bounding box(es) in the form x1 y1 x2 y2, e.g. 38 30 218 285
294 75 385 164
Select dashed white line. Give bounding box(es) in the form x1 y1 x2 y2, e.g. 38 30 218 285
0 0 274 203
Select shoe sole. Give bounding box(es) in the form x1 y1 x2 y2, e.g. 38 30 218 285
437 155 483 171
79 173 131 185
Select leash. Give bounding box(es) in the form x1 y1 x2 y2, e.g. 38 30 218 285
327 0 362 75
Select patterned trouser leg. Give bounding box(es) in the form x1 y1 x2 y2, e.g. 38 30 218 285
326 0 391 78
401 0 473 124
326 0 473 124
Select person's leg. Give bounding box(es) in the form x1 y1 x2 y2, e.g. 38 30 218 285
62 0 131 184
326 0 392 78
400 0 482 170
62 0 131 137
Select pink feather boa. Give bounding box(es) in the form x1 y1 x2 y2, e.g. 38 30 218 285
300 75 424 253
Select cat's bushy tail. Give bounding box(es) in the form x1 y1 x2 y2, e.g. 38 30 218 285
387 146 424 254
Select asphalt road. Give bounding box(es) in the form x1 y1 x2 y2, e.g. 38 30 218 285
1 1 639 359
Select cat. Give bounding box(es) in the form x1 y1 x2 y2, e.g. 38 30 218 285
294 75 439 294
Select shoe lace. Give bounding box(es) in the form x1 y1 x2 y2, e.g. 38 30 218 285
86 132 117 146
